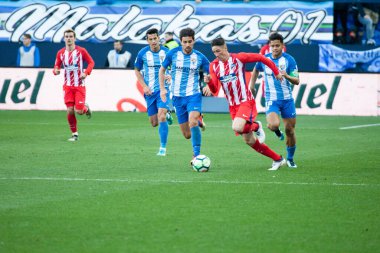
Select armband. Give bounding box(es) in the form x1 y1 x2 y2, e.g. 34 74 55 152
289 70 299 78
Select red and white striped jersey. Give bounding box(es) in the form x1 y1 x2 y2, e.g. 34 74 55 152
53 46 94 87
208 53 279 106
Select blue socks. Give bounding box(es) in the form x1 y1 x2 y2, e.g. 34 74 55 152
159 121 168 148
190 126 201 156
287 145 296 161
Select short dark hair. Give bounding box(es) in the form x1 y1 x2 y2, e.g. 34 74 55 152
211 37 225 47
179 28 195 41
114 40 123 44
165 31 174 36
64 28 76 38
269 32 284 43
146 28 159 37
23 34 31 39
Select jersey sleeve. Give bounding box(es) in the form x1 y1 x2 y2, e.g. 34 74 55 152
134 50 144 70
236 53 279 75
161 50 173 69
287 55 299 77
201 53 210 74
53 50 62 75
81 48 95 75
207 62 220 95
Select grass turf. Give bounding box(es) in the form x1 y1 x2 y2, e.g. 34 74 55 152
0 110 379 253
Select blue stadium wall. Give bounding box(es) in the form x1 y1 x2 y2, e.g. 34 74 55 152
0 0 380 72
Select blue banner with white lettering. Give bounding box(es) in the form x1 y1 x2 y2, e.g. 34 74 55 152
0 0 333 45
319 44 380 72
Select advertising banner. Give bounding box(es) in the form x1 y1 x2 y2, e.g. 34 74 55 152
0 0 333 45
0 68 378 116
319 44 380 73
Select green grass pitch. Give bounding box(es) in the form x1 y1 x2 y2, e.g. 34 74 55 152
0 110 379 253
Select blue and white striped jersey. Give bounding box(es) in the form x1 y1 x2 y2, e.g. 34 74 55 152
162 47 210 97
256 52 298 101
135 46 169 92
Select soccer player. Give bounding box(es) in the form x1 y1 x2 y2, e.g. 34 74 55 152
159 27 209 162
259 35 286 98
204 38 286 171
250 32 300 168
134 28 173 156
53 28 94 141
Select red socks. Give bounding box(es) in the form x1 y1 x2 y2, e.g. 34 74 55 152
250 139 281 161
242 122 259 134
251 122 259 132
67 113 77 133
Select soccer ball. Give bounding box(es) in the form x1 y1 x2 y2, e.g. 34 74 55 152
192 155 211 172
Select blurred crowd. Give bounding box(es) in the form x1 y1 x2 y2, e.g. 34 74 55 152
334 2 380 45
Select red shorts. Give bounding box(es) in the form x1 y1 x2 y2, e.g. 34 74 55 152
63 85 86 110
229 100 258 122
229 100 258 136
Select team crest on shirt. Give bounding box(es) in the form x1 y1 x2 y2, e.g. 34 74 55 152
230 63 236 72
279 64 286 71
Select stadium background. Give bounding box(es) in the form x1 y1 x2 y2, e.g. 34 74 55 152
1 1 380 253
1 0 379 116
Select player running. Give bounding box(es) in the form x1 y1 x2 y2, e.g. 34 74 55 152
53 28 94 142
204 38 286 171
250 32 300 168
159 28 209 162
135 28 173 156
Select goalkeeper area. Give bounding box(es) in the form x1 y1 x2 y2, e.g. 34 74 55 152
1 110 379 253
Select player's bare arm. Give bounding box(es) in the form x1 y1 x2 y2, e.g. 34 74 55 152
202 74 213 96
249 68 260 94
280 70 300 85
134 68 152 95
159 66 167 102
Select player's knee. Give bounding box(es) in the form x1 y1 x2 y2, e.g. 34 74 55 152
267 123 279 131
189 119 198 128
285 126 295 136
232 125 244 134
183 132 191 139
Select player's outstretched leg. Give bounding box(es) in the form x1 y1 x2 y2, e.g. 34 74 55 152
248 138 285 171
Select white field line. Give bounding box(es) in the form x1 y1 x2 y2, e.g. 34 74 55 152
0 177 377 187
340 123 380 130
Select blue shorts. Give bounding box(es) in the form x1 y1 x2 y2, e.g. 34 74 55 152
145 90 170 117
172 93 202 124
266 99 296 118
